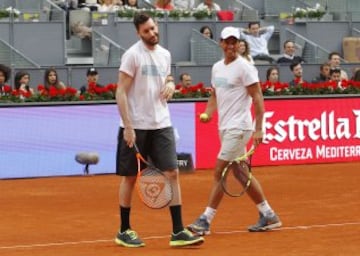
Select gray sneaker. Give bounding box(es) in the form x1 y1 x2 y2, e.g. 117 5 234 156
187 215 210 236
114 229 145 247
248 213 282 232
169 228 205 247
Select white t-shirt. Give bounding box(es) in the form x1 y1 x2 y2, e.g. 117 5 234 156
240 26 274 56
173 0 195 9
211 56 259 131
119 40 172 129
196 2 221 11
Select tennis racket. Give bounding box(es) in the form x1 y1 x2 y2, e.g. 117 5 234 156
221 146 255 197
133 144 173 209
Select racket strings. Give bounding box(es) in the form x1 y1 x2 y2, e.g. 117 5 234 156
137 167 172 209
222 158 252 197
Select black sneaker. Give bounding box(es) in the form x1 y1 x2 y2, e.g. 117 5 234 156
169 228 205 247
114 229 145 247
248 213 282 232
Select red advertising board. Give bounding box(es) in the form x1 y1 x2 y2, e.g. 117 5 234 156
195 98 360 169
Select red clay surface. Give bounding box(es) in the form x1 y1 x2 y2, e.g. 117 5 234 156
1 162 360 256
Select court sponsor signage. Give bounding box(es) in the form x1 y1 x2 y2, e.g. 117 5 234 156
195 98 360 168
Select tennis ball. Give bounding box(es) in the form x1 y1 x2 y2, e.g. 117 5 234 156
199 113 209 122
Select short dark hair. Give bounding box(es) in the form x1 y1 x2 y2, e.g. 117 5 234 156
283 40 294 48
179 73 190 81
328 51 341 60
329 67 341 76
248 21 260 29
289 61 301 71
200 25 213 39
133 12 151 31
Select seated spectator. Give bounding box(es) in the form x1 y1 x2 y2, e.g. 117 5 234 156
155 0 174 10
176 73 192 89
80 67 103 94
14 71 34 95
98 0 121 12
200 26 213 39
288 62 307 87
0 64 11 94
329 67 343 89
264 66 280 91
240 22 275 63
352 68 360 81
78 0 100 11
277 40 304 64
312 63 330 83
328 51 348 80
238 39 254 65
196 0 221 11
123 0 138 8
173 0 194 9
44 68 66 90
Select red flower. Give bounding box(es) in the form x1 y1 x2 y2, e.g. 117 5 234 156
3 85 12 93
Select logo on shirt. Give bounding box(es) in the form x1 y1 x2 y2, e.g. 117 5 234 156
214 77 233 88
141 65 166 77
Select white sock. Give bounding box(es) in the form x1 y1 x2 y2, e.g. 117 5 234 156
256 200 275 217
203 207 217 223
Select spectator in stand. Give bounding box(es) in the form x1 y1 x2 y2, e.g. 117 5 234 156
173 0 194 9
98 0 121 12
329 67 343 89
264 66 280 91
352 68 360 81
44 68 66 90
14 71 34 95
176 73 192 89
240 22 275 63
288 62 307 87
0 64 11 94
276 40 304 64
196 0 221 11
155 0 174 10
328 51 348 80
200 26 213 39
238 39 254 65
123 0 138 8
312 63 330 83
80 67 103 94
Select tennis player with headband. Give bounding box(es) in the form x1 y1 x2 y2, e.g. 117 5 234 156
188 26 282 235
114 12 204 248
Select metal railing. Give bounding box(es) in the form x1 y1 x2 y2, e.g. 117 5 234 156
92 30 126 66
232 0 258 21
284 28 347 64
0 38 40 68
190 29 222 65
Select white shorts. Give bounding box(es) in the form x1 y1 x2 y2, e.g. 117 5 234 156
217 129 252 161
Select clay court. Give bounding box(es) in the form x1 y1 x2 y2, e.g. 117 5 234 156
1 162 359 256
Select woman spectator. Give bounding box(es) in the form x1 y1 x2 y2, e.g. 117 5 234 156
196 0 221 11
262 66 282 92
14 71 34 95
98 0 121 12
352 68 360 81
44 68 66 90
123 0 138 8
200 25 213 39
0 64 11 94
155 0 174 10
238 39 254 65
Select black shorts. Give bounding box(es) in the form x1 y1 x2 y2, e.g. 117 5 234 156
116 127 178 176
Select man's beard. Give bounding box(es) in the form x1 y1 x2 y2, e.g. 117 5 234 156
141 33 159 47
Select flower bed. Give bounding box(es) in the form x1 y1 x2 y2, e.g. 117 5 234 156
0 83 117 103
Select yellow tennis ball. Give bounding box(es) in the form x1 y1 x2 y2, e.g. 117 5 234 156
199 113 209 121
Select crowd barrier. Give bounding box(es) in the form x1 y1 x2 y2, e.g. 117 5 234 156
1 95 359 179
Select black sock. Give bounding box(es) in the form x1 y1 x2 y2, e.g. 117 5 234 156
170 205 184 234
120 205 131 233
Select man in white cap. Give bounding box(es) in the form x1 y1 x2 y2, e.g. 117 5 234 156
188 26 282 235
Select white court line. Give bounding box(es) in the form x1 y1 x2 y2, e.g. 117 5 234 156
1 221 360 250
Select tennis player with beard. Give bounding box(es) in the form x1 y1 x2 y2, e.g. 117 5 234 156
114 12 204 248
